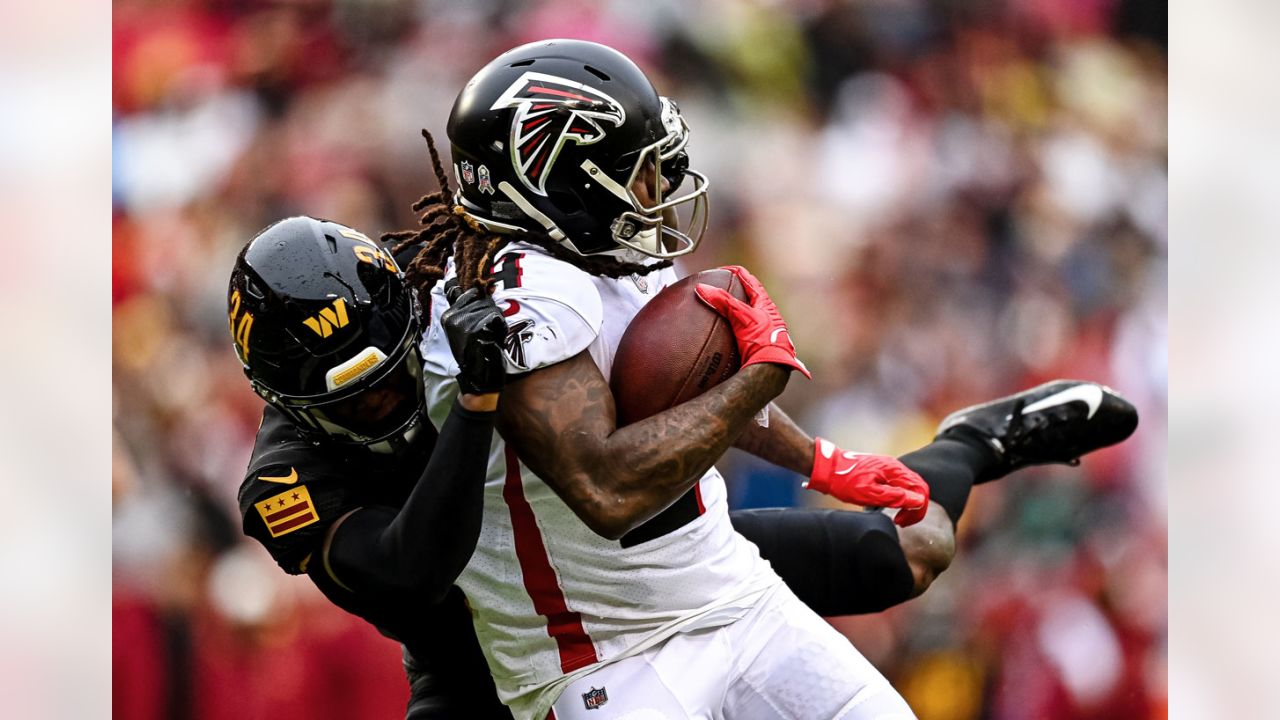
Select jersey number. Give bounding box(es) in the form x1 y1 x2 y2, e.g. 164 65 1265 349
439 252 524 302
490 253 524 291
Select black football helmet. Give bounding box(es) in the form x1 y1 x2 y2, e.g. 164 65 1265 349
447 39 709 259
227 216 427 454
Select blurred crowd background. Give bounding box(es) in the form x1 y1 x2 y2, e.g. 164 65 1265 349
111 0 1166 718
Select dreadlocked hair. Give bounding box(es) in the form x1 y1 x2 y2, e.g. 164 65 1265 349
383 129 505 318
384 130 674 317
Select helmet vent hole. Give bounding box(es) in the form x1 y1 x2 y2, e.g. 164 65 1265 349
510 59 535 67
324 234 339 253
583 65 610 81
244 278 265 300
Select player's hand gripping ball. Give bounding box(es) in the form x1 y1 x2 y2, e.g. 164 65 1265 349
694 265 810 378
611 266 810 426
611 268 750 426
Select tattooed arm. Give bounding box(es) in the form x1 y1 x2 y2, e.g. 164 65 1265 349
733 402 813 475
497 350 789 540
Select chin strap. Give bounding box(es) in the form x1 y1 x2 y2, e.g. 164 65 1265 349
497 181 567 242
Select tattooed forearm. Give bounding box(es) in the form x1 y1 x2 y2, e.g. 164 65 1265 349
732 403 816 476
497 350 789 539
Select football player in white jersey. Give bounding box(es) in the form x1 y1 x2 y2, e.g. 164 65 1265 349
380 40 1138 720
226 216 1133 720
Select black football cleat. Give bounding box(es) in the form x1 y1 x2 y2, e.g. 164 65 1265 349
936 380 1139 483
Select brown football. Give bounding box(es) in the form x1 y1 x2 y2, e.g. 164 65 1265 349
610 269 747 426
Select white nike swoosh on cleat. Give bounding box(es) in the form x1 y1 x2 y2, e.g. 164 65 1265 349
1022 385 1104 419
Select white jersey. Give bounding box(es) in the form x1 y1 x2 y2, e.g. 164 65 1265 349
419 243 782 720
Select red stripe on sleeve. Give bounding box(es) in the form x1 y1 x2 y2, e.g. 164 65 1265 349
502 446 599 673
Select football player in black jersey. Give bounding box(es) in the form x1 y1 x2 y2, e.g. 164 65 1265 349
230 215 513 717
228 206 1136 718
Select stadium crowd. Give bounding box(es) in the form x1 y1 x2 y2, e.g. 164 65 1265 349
112 0 1167 718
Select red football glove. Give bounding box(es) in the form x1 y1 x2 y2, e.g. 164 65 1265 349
805 438 930 527
694 265 811 378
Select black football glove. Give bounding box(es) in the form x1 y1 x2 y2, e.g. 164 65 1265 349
442 287 508 395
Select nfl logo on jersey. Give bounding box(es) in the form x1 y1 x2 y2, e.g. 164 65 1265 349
582 686 608 710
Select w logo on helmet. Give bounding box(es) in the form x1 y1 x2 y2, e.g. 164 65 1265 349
303 298 351 338
490 72 626 197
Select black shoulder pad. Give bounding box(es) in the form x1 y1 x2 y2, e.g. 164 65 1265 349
237 406 356 574
240 471 351 575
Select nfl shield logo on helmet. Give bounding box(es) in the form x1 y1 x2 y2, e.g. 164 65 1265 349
461 160 476 185
581 686 608 710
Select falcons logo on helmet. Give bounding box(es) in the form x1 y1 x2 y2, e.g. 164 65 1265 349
489 72 626 197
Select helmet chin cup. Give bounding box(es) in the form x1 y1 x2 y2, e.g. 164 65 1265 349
629 227 663 255
606 100 709 259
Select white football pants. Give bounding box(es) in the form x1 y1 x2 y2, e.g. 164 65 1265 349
548 583 916 720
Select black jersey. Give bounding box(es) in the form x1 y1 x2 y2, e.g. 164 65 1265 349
237 405 512 719
238 405 429 574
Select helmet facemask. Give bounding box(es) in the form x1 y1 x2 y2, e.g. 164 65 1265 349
605 97 709 259
231 216 433 457
254 314 428 455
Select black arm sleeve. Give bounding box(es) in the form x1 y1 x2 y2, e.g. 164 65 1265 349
729 507 914 616
323 401 494 602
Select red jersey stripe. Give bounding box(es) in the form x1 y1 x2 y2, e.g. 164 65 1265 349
502 446 599 673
